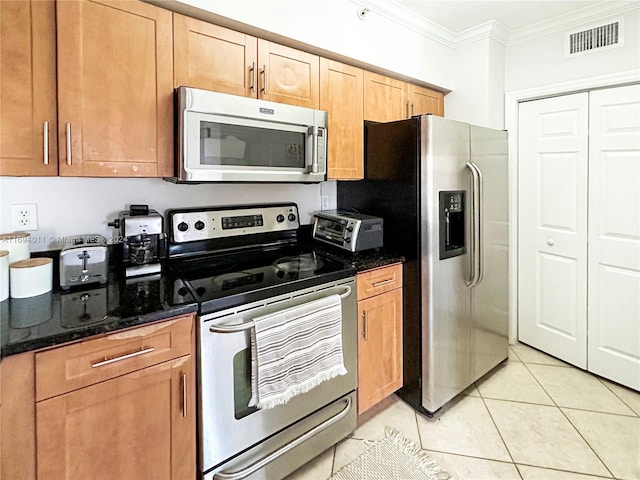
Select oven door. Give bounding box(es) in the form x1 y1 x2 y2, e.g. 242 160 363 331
198 278 356 474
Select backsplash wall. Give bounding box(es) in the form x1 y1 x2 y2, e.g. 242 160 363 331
0 177 336 252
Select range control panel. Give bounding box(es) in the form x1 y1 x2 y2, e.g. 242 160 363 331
169 204 299 243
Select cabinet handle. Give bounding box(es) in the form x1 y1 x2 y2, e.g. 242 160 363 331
372 278 395 287
406 101 411 119
181 373 188 418
43 121 49 165
65 123 72 166
260 64 267 94
411 101 415 116
362 310 368 341
249 62 256 93
91 346 155 368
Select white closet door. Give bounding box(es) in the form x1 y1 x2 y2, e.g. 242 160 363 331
518 93 589 368
588 84 640 390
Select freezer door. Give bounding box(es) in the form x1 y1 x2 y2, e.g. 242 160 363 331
469 125 509 380
420 116 474 412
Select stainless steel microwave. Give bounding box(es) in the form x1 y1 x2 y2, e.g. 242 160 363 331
172 87 327 183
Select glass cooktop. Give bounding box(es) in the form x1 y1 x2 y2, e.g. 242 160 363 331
169 245 355 313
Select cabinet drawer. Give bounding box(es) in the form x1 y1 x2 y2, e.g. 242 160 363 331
35 315 193 401
357 263 403 300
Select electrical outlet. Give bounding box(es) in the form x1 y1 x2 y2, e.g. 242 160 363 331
11 203 38 231
321 195 330 210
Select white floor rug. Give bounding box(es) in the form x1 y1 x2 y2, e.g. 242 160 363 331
329 427 451 480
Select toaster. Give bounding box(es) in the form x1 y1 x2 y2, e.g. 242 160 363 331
59 234 109 289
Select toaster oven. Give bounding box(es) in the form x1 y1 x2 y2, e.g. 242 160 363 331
312 211 383 252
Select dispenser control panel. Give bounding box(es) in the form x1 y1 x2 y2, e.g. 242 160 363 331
439 190 466 260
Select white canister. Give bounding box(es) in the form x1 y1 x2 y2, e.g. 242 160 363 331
9 257 53 298
0 250 8 302
0 232 30 264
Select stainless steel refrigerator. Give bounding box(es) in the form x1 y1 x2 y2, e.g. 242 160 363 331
337 115 509 414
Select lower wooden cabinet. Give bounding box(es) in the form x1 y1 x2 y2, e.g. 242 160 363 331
357 264 403 413
36 355 194 480
0 315 196 480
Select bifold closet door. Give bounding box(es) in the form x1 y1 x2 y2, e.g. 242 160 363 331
518 93 589 368
587 84 640 391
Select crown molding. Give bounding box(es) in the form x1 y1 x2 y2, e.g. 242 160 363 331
508 2 639 45
351 0 639 49
351 0 457 48
456 21 511 47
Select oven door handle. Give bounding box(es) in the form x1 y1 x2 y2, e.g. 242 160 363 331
208 285 352 334
214 395 353 480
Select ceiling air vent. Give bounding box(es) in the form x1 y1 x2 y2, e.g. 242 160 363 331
567 20 622 56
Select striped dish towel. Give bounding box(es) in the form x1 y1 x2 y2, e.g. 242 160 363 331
248 294 347 410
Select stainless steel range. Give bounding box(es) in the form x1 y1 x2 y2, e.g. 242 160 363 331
167 203 357 480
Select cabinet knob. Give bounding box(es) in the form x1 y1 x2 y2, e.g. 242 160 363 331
547 239 555 246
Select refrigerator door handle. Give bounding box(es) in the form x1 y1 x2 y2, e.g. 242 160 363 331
466 162 483 288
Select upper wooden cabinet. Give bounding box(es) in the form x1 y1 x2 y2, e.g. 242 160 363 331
363 71 407 122
174 14 257 97
0 0 58 176
320 59 364 180
406 83 444 117
174 16 319 109
57 0 174 177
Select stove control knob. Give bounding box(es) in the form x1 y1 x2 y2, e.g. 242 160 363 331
345 237 352 243
194 220 205 231
288 213 296 222
346 226 354 232
177 222 189 232
276 214 285 223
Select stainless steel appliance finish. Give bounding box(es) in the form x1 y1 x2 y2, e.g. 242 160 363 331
167 203 357 479
337 115 509 414
59 234 108 289
312 210 383 252
200 278 356 480
108 205 165 277
172 87 327 184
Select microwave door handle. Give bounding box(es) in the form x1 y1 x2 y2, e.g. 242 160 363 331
308 126 319 173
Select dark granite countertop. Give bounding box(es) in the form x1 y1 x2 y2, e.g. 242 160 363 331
0 266 198 358
309 244 404 272
0 239 402 358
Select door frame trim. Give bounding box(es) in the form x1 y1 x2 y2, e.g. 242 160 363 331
505 68 640 344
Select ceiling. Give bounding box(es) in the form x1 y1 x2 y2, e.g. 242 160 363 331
389 0 629 33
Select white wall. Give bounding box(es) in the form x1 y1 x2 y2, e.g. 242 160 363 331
445 37 506 129
0 177 335 252
505 8 640 92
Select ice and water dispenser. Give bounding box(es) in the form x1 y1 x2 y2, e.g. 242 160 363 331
439 191 466 259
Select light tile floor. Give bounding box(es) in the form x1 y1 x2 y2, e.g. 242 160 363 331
285 343 640 480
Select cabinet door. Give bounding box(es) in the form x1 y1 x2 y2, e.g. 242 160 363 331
320 59 364 180
407 83 444 117
357 288 403 413
174 14 257 97
363 71 406 122
258 40 319 108
0 0 57 176
37 356 195 480
57 0 173 177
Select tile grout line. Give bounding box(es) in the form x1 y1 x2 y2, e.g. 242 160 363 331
477 384 524 480
596 375 640 418
515 462 615 480
329 445 337 476
519 358 617 479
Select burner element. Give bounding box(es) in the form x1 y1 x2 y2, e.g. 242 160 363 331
273 254 324 273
